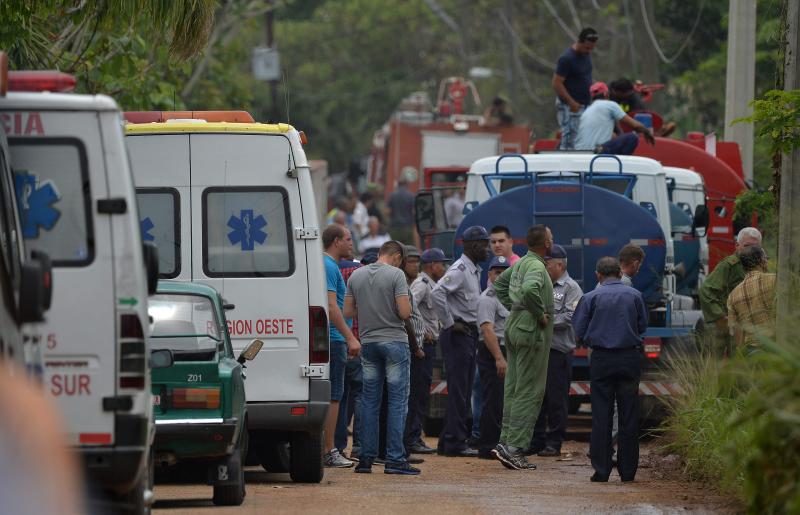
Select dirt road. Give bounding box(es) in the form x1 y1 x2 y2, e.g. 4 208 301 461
153 439 735 514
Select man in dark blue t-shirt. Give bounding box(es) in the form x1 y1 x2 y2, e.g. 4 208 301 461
552 27 598 150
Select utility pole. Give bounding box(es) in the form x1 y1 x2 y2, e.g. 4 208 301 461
265 1 279 122
777 0 800 341
723 0 756 185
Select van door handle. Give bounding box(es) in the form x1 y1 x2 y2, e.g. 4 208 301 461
97 198 127 214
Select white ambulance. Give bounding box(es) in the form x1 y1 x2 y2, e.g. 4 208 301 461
1 68 160 512
125 112 329 483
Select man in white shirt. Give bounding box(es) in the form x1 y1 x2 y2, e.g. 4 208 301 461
574 82 655 155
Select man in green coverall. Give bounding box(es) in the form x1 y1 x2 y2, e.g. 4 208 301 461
698 227 761 356
491 224 554 470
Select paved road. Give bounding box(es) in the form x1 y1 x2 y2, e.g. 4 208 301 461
152 440 734 514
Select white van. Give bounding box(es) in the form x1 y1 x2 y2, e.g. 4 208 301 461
1 71 159 512
125 113 329 483
664 166 709 277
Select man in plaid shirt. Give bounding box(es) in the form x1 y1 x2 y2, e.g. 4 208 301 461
727 245 776 353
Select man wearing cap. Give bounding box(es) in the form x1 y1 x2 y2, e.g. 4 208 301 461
574 81 655 155
491 224 554 470
552 27 598 150
431 226 491 457
406 248 448 455
530 244 583 457
475 256 511 459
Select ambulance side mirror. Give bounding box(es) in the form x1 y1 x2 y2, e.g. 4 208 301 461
143 242 159 296
238 339 264 364
18 257 50 323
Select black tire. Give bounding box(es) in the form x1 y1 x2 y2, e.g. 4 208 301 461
118 467 148 515
212 428 248 506
257 441 290 473
289 431 324 483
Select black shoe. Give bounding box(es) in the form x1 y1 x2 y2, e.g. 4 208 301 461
538 446 561 457
354 458 373 473
384 462 421 475
467 436 480 449
621 477 635 483
374 456 386 465
408 442 436 455
407 456 425 464
491 444 520 470
590 472 609 482
437 448 478 458
522 445 545 456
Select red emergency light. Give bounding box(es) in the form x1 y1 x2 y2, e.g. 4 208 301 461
7 70 76 93
0 52 7 96
123 111 255 124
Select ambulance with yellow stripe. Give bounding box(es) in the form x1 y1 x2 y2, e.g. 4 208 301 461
125 111 329 483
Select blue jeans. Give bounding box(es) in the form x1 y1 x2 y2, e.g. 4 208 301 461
359 341 411 463
599 133 639 155
334 356 363 453
556 99 584 150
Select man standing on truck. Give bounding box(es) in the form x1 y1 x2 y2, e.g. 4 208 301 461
530 244 582 457
572 257 648 483
432 226 491 457
552 27 598 150
574 82 655 155
491 225 554 471
322 224 362 469
476 256 511 460
699 227 762 356
405 248 449 455
345 241 419 475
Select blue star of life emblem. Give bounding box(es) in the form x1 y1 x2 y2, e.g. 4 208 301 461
227 209 267 251
140 217 155 242
14 172 61 238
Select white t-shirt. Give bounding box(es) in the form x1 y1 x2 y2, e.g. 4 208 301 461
574 100 627 150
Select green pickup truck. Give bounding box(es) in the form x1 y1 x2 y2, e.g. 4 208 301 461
148 281 262 506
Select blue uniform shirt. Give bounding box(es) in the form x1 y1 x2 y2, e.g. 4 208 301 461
325 254 351 342
572 279 647 349
431 254 482 327
555 46 593 106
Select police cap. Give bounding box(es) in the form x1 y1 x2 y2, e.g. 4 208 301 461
462 225 490 241
545 244 568 260
488 256 511 269
421 248 447 263
404 245 421 259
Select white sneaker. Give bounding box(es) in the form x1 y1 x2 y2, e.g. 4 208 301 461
323 448 354 468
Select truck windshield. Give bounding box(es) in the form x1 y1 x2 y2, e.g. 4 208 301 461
149 294 221 352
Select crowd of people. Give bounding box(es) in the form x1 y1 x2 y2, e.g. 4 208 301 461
321 220 664 481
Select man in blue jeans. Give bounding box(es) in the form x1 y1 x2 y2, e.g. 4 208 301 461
322 224 362 468
552 27 598 149
344 241 419 475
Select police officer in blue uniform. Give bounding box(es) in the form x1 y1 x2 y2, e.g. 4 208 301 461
431 226 491 457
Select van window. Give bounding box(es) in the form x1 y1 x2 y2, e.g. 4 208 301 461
10 139 92 266
136 188 180 278
202 187 294 278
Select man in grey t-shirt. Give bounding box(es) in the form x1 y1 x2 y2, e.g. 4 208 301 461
344 241 419 475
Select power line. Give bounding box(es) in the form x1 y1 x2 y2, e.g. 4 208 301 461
564 0 583 32
542 0 577 41
639 0 706 64
497 9 554 72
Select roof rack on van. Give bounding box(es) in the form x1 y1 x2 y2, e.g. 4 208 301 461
123 111 255 124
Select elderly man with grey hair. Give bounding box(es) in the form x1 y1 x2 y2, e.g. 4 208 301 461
726 245 776 353
699 227 762 356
